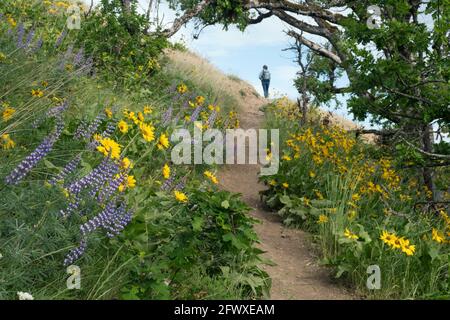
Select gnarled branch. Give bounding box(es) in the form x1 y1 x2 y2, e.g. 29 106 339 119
287 30 342 64
160 0 212 38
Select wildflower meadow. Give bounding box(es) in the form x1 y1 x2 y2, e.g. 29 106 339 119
0 0 449 304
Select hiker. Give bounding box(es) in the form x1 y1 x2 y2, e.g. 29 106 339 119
259 65 271 98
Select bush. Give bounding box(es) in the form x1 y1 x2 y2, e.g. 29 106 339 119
260 99 450 299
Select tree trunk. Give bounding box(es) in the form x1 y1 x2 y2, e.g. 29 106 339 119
422 124 436 201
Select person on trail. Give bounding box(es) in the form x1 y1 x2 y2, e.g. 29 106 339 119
259 65 271 99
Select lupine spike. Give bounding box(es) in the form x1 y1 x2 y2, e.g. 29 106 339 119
5 118 64 185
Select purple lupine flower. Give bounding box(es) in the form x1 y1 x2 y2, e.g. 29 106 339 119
59 44 73 70
75 113 105 143
5 118 64 185
47 101 69 118
174 176 187 191
32 101 69 128
73 47 84 66
65 157 119 207
55 29 67 48
104 210 133 238
50 154 82 186
0 13 4 22
207 110 217 128
16 23 25 48
87 160 119 198
161 175 176 191
74 119 88 139
101 120 117 139
65 200 133 264
79 200 118 236
31 38 43 54
79 55 94 76
97 172 125 203
63 238 87 266
161 106 173 126
60 194 82 217
190 106 203 123
24 28 35 49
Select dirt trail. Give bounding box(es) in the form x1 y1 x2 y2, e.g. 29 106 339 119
167 50 354 299
218 89 353 300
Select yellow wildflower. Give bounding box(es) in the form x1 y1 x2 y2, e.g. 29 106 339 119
118 120 129 134
140 123 155 142
174 190 188 203
177 84 188 94
1 133 15 149
31 89 44 97
104 108 113 119
96 138 121 159
118 175 136 192
163 164 171 179
120 157 133 170
344 228 359 240
2 107 15 122
432 228 445 244
157 134 170 150
143 105 153 114
318 214 329 224
204 171 219 184
195 96 205 106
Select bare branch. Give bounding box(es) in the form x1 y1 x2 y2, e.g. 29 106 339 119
402 138 450 159
160 0 212 38
287 30 342 64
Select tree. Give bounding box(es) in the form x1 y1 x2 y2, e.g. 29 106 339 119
165 0 450 200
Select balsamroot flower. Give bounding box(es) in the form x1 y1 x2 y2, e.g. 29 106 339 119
1 134 15 149
140 123 155 142
157 134 170 150
204 171 218 184
118 120 128 134
174 190 188 203
96 138 121 159
163 164 171 179
2 106 15 122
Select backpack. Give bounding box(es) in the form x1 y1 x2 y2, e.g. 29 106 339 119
260 70 271 81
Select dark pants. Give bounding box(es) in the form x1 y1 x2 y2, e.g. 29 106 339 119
261 80 270 98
